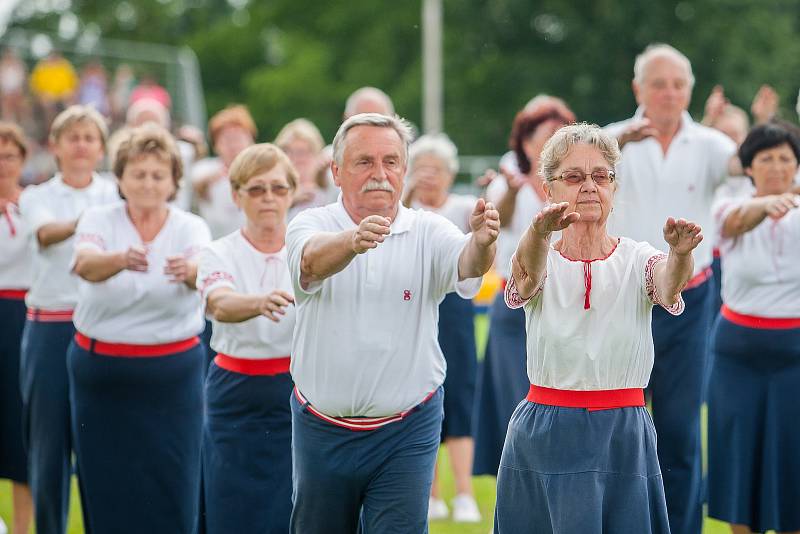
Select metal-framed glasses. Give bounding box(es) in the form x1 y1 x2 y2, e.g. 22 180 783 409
240 183 292 198
551 169 615 186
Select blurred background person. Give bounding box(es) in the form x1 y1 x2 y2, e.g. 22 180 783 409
69 125 210 533
274 118 331 219
18 105 118 534
708 123 800 534
192 104 255 238
198 143 297 534
0 122 33 534
109 63 136 129
472 100 575 478
28 51 78 130
76 60 109 118
402 133 482 523
0 48 28 126
343 86 395 119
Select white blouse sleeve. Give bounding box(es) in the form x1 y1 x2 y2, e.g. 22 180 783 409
642 251 685 316
73 207 109 252
196 244 236 302
503 257 546 310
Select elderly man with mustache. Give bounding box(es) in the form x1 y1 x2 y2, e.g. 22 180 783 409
286 113 500 534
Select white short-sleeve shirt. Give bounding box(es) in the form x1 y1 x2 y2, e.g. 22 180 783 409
18 174 119 310
0 200 32 290
286 198 482 417
605 109 736 276
197 230 295 359
714 194 800 318
505 237 683 390
191 158 245 239
72 203 211 343
411 193 476 233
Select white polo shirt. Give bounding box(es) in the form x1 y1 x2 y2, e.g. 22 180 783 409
605 109 736 276
714 193 800 318
197 230 295 359
286 198 482 417
411 193 476 233
191 157 245 238
0 200 32 290
72 203 211 343
18 174 119 310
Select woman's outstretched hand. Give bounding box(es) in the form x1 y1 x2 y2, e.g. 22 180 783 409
663 217 703 255
532 202 580 237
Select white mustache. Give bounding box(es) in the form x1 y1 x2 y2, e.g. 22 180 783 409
361 179 395 193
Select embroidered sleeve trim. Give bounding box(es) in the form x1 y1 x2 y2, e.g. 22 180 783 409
504 272 546 310
198 271 235 297
645 253 685 316
75 233 106 250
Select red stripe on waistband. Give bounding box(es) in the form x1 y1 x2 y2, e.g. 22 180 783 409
0 289 27 300
684 267 712 290
721 305 800 329
26 308 74 322
526 384 645 411
214 354 291 375
294 387 437 431
74 332 200 357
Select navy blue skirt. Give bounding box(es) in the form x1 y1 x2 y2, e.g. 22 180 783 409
472 296 529 475
494 400 670 533
68 340 205 534
438 292 477 439
708 316 800 532
0 297 27 482
202 362 293 534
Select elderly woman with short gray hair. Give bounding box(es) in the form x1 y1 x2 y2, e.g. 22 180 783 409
494 123 702 533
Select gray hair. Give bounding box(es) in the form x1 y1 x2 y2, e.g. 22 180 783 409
344 87 395 118
633 43 695 89
332 113 414 167
538 123 621 181
408 133 459 174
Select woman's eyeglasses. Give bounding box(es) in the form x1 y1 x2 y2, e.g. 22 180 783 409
240 184 292 198
550 169 615 186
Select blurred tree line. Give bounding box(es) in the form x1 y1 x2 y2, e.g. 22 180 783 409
9 0 800 155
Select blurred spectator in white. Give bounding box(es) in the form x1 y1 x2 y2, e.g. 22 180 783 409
77 60 110 117
0 48 28 126
343 86 395 119
274 118 332 219
129 73 171 111
110 64 136 128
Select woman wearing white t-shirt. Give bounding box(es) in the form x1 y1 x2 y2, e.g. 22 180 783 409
473 102 575 478
403 133 482 523
197 143 297 534
708 123 800 534
17 105 118 534
68 125 211 533
496 124 701 533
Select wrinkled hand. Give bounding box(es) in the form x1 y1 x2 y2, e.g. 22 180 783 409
352 215 391 254
763 193 799 219
663 217 703 255
618 118 659 146
469 198 500 247
164 254 189 282
122 245 148 272
531 202 580 236
259 290 295 322
751 85 779 124
703 85 727 124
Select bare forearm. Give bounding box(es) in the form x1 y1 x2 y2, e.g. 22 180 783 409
37 220 78 247
207 292 262 323
183 262 199 290
721 198 769 238
512 228 550 297
655 252 693 305
300 230 357 287
458 237 495 280
73 250 126 282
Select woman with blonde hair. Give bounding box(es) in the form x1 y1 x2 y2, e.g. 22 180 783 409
275 118 331 219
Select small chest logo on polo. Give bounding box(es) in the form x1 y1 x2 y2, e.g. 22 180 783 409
403 290 412 301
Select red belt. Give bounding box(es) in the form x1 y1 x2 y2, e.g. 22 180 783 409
0 289 27 300
294 387 438 431
74 332 200 357
684 267 712 291
721 305 800 330
26 308 74 322
214 353 290 376
527 384 645 411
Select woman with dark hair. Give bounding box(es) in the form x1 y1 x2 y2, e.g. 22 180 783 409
473 100 575 477
708 122 800 534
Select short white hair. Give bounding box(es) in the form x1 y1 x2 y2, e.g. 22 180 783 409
332 113 414 167
539 123 621 181
344 87 395 118
633 43 695 88
408 133 459 174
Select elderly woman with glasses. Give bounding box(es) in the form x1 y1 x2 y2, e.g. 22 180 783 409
707 123 800 534
495 123 702 533
197 143 298 534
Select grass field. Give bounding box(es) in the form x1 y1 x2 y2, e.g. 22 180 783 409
0 311 767 533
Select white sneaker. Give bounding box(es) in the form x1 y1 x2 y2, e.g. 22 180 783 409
452 493 482 523
428 497 449 521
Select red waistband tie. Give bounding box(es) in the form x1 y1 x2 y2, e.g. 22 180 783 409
26 308 74 322
214 353 291 375
720 305 800 330
0 289 27 300
74 332 200 357
526 384 645 411
583 262 592 310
